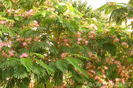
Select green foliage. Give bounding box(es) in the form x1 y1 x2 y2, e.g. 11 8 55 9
13 65 28 79
35 59 54 74
20 58 33 72
0 0 133 88
98 1 133 25
65 57 89 79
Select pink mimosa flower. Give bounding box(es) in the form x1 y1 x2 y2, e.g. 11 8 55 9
121 42 128 48
90 31 96 34
90 70 96 74
26 38 32 41
115 78 119 82
113 38 119 43
109 80 114 85
100 86 106 88
61 52 67 59
26 9 33 16
85 40 88 46
7 9 12 13
34 20 38 24
64 39 68 43
20 53 28 58
77 37 82 41
76 32 81 37
104 66 108 70
88 35 94 39
121 42 127 45
111 58 114 61
105 29 109 33
95 76 100 80
8 50 14 56
122 78 125 84
22 42 27 46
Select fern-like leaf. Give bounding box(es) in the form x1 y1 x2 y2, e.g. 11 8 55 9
35 59 54 74
65 57 89 79
0 58 19 69
13 65 28 79
55 59 68 73
71 54 90 61
20 58 33 72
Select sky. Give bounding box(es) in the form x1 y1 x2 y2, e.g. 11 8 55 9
82 0 129 9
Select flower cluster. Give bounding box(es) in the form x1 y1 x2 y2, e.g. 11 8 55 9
7 8 37 18
0 20 8 24
88 31 97 39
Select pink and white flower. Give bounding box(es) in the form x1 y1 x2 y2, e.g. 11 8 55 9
20 53 28 58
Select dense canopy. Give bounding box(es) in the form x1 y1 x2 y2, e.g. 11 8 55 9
0 0 133 88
